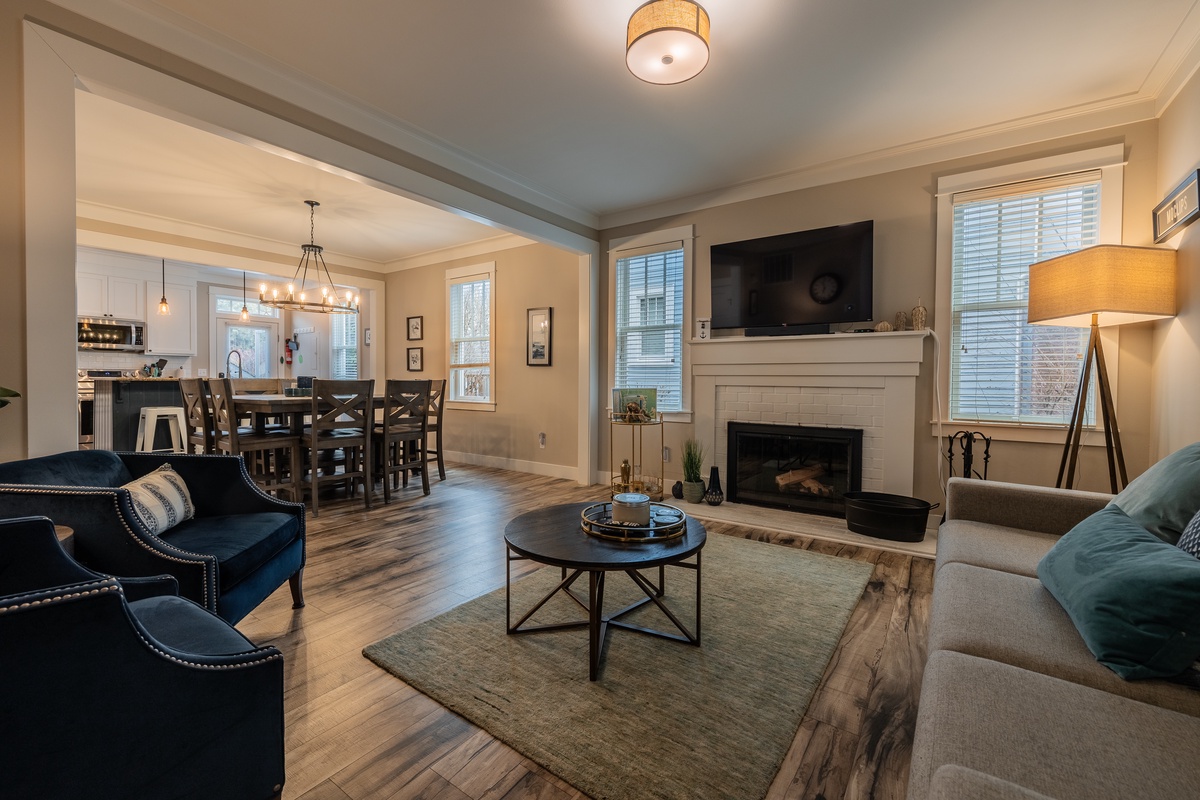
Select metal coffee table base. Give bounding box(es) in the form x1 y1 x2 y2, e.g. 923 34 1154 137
505 552 702 681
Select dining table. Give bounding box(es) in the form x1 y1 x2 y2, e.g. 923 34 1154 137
232 393 387 435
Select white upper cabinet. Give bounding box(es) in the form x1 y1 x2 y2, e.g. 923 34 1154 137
76 271 144 320
144 283 197 356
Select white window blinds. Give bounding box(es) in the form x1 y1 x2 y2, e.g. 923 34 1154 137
615 243 684 412
950 173 1099 424
330 314 358 379
449 274 492 403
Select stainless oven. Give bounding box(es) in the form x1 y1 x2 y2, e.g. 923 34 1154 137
78 369 127 449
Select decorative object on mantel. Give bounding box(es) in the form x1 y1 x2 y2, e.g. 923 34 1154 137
259 200 360 314
704 466 724 506
946 430 992 480
626 0 711 85
681 438 705 503
1028 244 1177 491
671 480 684 499
873 320 893 332
911 298 928 330
894 311 908 331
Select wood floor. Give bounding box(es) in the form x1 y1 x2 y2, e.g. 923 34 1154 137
237 463 934 800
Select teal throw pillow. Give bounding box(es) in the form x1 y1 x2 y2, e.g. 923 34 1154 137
1038 505 1200 680
1108 442 1200 544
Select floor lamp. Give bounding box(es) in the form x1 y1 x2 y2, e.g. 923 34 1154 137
1028 245 1177 492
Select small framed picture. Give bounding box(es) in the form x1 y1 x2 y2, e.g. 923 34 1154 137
527 307 551 367
407 347 423 372
407 315 423 341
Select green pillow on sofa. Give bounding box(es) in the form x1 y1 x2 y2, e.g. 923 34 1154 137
1108 441 1200 544
1038 505 1200 680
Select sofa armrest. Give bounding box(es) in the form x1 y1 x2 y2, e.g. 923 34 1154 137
117 574 179 602
945 477 1111 536
928 765 1057 800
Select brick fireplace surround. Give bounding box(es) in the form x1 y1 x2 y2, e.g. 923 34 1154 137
691 330 928 498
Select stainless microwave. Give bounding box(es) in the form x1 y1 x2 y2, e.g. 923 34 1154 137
77 317 145 352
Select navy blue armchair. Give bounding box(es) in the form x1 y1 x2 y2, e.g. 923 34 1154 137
0 516 285 799
0 450 305 624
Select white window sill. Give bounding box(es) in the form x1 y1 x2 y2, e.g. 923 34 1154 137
928 420 1108 446
448 400 496 413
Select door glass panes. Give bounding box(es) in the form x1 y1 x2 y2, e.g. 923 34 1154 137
224 324 274 379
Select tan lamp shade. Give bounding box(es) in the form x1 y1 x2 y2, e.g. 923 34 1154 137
1027 244 1177 328
627 0 710 84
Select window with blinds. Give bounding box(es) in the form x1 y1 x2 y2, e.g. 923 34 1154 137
330 314 358 379
615 243 684 412
448 270 493 404
950 173 1099 424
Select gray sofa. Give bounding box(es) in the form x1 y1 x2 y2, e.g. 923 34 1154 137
909 477 1200 799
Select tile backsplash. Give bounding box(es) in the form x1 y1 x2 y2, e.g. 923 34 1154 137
77 350 195 375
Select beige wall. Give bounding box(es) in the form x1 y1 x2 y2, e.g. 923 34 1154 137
1153 69 1200 458
0 5 26 460
385 243 581 475
601 121 1163 503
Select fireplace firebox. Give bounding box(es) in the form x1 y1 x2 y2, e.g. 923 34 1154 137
726 423 863 517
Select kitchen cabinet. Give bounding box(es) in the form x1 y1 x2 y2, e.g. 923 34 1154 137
77 271 144 320
145 283 196 355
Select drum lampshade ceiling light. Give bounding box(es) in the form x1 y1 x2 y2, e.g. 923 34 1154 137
626 0 710 84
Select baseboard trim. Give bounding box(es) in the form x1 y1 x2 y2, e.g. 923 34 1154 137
445 450 579 483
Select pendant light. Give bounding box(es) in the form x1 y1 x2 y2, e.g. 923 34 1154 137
240 271 250 321
626 0 711 85
259 200 360 314
157 258 171 316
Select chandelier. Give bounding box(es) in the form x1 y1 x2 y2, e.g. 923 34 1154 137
626 0 711 85
259 200 360 314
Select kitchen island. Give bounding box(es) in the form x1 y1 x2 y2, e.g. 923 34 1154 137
92 378 184 451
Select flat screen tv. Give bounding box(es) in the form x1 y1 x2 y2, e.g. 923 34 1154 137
710 220 873 335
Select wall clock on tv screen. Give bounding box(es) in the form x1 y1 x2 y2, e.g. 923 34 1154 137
809 273 841 304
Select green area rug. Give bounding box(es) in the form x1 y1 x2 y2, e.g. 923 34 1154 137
363 533 873 800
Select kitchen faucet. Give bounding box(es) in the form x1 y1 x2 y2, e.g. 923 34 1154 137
225 349 243 379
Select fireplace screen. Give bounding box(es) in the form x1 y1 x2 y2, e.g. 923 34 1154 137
726 423 863 517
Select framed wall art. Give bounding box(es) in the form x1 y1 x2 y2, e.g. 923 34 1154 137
527 307 551 366
407 315 423 341
406 346 423 372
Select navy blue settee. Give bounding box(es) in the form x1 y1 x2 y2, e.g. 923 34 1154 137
0 450 305 624
0 516 285 799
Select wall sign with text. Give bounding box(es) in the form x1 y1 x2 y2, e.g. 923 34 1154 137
1154 169 1200 243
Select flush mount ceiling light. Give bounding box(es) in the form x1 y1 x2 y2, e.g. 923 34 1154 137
626 0 711 85
259 200 359 314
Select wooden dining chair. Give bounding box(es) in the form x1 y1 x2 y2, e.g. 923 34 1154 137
425 379 446 481
376 379 431 501
230 377 286 430
304 379 375 517
178 378 214 454
208 378 303 502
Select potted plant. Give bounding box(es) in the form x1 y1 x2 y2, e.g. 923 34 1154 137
0 386 19 409
681 438 705 503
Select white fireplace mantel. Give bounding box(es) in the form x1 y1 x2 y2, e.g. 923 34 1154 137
691 330 928 496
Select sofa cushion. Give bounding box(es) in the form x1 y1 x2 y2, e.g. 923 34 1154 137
0 450 132 488
121 464 195 535
1175 508 1200 558
910 651 1200 800
1037 505 1200 679
1109 441 1200 545
159 512 300 592
927 765 1056 800
930 562 1200 715
935 519 1057 577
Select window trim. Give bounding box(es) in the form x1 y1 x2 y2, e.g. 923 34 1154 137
609 225 694 422
329 313 359 380
932 145 1125 444
445 261 496 412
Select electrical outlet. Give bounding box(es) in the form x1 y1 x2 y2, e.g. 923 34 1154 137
196 368 208 377
538 432 546 449
662 446 671 462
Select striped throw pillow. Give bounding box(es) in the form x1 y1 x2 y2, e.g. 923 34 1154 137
122 464 195 535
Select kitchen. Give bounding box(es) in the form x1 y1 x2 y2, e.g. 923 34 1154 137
76 245 369 451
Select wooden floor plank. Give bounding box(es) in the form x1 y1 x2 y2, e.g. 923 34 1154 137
233 464 929 800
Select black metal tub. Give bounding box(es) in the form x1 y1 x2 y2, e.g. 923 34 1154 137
843 491 937 542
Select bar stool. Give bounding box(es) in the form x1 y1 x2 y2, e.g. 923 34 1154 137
135 406 187 453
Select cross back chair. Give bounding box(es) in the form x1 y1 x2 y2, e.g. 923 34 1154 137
179 377 214 454
426 378 447 480
377 379 432 501
305 379 375 517
208 378 303 502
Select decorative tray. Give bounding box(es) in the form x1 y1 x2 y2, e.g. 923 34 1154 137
580 502 687 542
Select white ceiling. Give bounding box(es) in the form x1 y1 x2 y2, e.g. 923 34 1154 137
69 0 1200 272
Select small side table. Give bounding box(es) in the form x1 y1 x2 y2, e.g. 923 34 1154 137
54 525 75 557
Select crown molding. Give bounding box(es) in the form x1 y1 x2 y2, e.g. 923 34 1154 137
383 234 538 273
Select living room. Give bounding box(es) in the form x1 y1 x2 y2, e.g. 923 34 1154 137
4 2 1200 799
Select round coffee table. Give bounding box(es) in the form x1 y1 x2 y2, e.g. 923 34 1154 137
504 502 705 681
